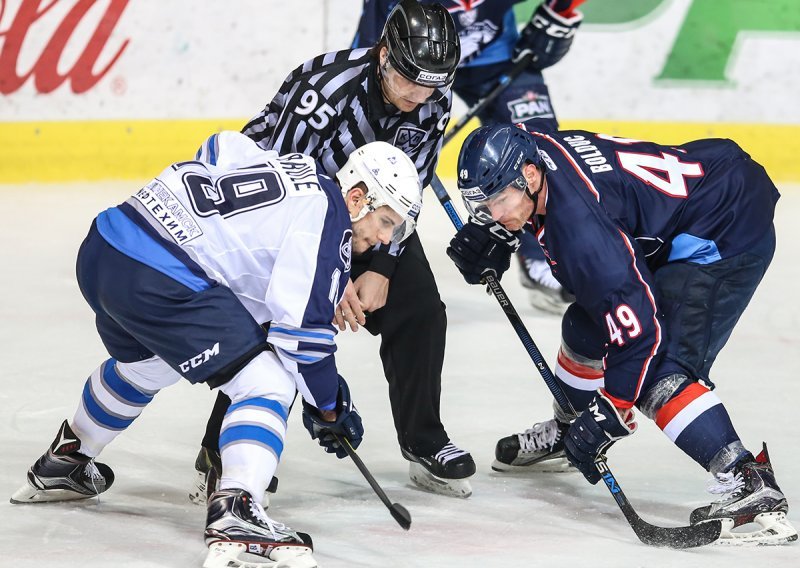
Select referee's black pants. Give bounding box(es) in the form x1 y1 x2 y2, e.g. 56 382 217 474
201 232 450 457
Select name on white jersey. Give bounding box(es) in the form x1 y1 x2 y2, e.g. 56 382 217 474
277 153 323 195
134 180 203 244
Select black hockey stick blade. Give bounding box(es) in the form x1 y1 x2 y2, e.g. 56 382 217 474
389 502 412 531
596 457 722 548
632 517 722 549
336 434 412 531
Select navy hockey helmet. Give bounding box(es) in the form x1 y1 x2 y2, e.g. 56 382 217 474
457 124 543 222
382 0 460 88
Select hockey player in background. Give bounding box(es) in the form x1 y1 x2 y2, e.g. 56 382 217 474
353 0 585 314
193 1 475 499
446 123 797 544
10 133 424 567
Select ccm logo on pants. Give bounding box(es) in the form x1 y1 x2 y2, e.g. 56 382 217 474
180 343 220 373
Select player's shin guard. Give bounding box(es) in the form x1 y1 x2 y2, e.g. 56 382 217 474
638 374 743 472
218 397 288 502
71 358 164 457
553 345 603 417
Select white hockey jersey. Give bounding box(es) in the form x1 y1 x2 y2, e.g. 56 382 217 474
95 131 352 407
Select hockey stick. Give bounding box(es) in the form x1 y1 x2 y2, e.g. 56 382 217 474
442 52 535 147
430 175 722 548
334 434 412 531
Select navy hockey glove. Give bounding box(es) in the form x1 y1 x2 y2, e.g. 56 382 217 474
564 390 637 484
514 1 583 70
447 220 521 285
302 375 363 459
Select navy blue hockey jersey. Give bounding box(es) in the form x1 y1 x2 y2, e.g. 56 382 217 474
528 128 779 406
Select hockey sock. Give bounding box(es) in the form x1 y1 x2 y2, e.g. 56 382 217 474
218 397 288 501
554 346 604 415
653 382 743 471
71 358 160 457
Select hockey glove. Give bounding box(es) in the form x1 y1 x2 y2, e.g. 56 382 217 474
302 375 363 459
564 390 637 484
447 220 521 285
514 1 584 70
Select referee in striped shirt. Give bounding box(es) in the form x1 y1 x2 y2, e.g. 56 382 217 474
195 1 478 499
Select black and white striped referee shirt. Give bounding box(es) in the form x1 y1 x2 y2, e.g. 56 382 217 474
242 48 452 274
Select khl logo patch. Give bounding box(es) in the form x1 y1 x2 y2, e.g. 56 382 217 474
394 126 426 153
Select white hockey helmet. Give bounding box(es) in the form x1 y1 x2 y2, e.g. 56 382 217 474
336 141 422 242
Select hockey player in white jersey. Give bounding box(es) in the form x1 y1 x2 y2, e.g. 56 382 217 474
9 132 422 568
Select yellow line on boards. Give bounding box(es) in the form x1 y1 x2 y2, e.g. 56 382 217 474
1 118 797 183
437 119 800 183
0 119 243 184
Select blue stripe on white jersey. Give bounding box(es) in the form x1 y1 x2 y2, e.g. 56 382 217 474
95 206 212 292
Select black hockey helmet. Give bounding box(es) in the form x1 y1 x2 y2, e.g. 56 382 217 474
382 0 460 88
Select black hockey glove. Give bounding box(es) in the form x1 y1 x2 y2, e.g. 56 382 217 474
514 2 583 70
447 220 521 285
302 375 363 459
564 390 637 484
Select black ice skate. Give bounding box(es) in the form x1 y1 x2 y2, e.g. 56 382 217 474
517 254 575 315
10 420 114 504
492 418 576 473
190 446 279 507
690 444 797 545
204 488 316 568
401 441 476 499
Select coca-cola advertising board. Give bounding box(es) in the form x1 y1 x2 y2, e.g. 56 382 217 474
1 0 798 182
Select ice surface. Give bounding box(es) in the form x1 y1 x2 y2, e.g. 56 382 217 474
1 181 797 567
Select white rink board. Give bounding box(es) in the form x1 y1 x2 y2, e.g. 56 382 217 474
1 0 798 123
0 181 798 567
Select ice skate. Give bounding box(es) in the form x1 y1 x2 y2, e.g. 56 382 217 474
690 444 797 545
204 489 316 568
517 254 574 315
10 420 114 504
402 441 475 498
191 446 278 507
492 418 576 473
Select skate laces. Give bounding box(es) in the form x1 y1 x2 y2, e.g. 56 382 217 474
707 471 745 501
83 461 103 481
519 420 560 452
249 499 287 539
435 442 468 465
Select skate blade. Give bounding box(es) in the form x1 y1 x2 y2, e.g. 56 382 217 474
408 463 472 499
710 512 798 546
204 542 317 568
491 457 576 474
10 480 98 504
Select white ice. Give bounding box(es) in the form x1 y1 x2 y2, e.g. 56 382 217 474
1 181 798 567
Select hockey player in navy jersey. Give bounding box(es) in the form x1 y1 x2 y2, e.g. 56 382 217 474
446 123 797 544
10 133 423 567
353 0 585 314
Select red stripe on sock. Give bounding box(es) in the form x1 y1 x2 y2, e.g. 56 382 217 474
556 348 604 379
655 382 709 430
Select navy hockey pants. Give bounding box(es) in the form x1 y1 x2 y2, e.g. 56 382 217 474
561 223 776 408
77 221 269 387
